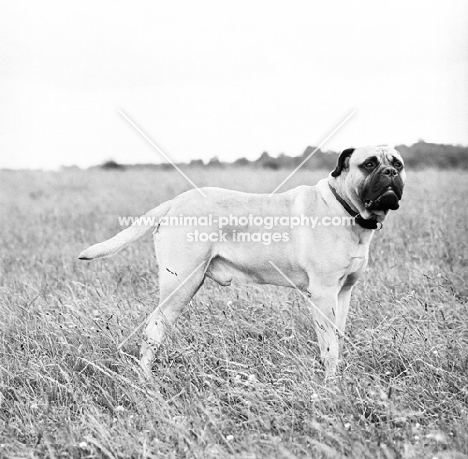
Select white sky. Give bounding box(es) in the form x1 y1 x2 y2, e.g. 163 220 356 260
1 0 467 169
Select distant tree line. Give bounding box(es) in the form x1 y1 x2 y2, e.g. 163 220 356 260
99 141 468 171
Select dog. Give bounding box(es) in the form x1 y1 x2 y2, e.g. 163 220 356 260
79 145 405 377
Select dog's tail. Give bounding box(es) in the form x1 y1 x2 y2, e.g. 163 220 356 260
78 201 171 260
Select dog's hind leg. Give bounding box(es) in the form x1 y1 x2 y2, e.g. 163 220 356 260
139 234 210 374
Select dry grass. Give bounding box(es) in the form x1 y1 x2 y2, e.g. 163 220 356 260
0 167 467 458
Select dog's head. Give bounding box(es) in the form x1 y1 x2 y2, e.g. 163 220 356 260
330 145 406 221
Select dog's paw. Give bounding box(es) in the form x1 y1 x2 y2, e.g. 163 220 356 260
138 361 153 381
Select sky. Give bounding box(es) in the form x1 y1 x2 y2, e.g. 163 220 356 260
1 0 467 170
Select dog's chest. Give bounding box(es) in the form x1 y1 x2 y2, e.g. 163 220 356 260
341 240 370 286
348 255 367 274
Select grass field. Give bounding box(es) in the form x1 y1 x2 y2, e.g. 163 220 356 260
1 167 467 458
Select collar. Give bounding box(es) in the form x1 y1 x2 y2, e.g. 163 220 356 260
328 183 381 230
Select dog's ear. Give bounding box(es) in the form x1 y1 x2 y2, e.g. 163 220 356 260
331 148 355 177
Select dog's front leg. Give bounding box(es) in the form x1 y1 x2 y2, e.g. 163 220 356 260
336 286 353 358
307 289 340 378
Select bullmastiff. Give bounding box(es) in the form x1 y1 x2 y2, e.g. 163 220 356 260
79 145 405 377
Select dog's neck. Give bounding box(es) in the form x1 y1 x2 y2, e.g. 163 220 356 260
327 179 380 230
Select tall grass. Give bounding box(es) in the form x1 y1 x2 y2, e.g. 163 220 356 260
0 167 467 458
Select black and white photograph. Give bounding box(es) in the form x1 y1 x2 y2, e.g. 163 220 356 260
1 1 467 457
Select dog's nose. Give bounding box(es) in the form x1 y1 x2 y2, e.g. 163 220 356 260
381 166 398 177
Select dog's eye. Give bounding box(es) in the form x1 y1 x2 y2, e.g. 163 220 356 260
365 162 374 168
394 160 402 168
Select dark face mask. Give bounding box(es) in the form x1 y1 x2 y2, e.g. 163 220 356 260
361 165 404 212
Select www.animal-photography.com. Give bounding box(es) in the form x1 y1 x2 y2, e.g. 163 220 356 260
1 2 467 458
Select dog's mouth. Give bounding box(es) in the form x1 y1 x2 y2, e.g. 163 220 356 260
364 187 400 211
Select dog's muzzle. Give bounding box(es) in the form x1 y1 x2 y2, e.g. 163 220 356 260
362 166 404 212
